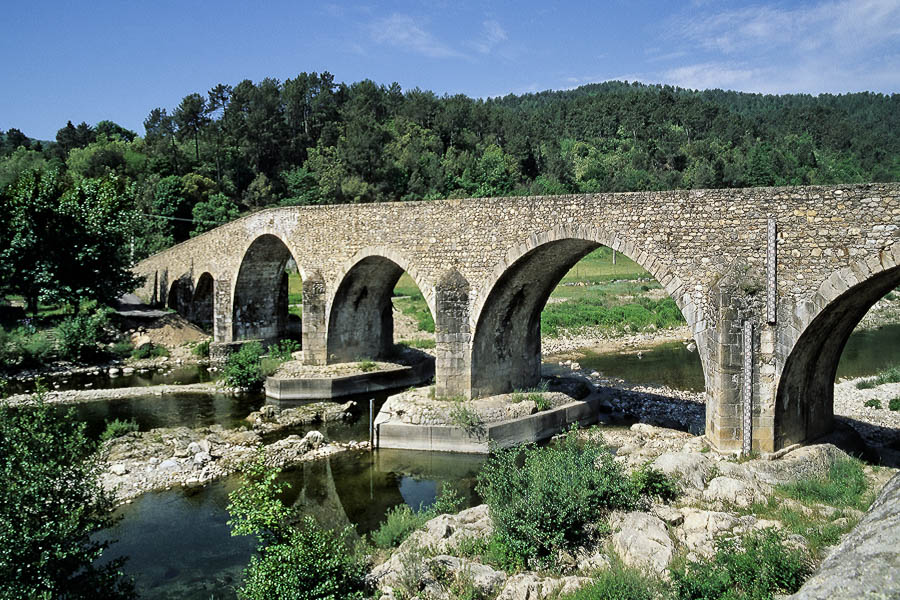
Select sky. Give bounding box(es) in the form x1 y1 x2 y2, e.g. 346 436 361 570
2 0 900 140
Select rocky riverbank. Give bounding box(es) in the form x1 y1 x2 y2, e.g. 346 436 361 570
4 382 221 407
101 400 362 504
367 427 898 600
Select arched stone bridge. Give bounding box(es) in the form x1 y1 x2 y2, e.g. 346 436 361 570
133 183 900 454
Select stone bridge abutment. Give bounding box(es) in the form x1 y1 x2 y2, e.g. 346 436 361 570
133 184 900 454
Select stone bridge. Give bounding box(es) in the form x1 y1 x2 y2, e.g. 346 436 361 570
133 183 900 454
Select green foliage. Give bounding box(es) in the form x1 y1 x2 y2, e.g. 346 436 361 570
0 394 134 598
670 528 813 600
562 559 664 599
630 464 680 503
357 359 377 373
0 324 54 369
269 338 301 362
223 341 265 390
110 340 134 358
400 337 436 349
541 294 685 337
191 192 239 236
227 450 367 600
742 497 852 558
56 305 115 362
130 343 169 359
476 430 640 566
855 366 900 389
890 397 900 411
777 456 869 510
449 401 485 437
371 486 465 549
192 339 210 357
863 398 882 409
100 418 139 442
394 291 435 333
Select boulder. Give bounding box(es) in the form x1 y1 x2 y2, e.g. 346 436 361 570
610 511 674 574
496 574 592 600
790 472 900 599
703 476 765 507
428 555 507 596
651 452 714 490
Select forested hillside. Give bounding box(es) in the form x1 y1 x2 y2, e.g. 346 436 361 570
2 76 898 262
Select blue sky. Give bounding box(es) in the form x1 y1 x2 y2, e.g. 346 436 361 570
3 0 899 140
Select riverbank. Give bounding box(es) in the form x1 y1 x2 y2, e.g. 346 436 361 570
102 400 363 504
3 382 221 406
368 428 898 600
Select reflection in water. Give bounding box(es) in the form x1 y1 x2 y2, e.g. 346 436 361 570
8 364 218 395
102 449 485 600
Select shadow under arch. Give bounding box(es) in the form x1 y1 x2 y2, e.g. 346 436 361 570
469 226 708 398
191 272 214 331
776 257 900 448
232 233 300 341
327 248 434 363
166 275 193 316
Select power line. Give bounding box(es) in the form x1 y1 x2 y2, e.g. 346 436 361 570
140 213 225 226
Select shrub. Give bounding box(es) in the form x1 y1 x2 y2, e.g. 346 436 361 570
449 401 485 437
100 418 139 442
670 528 813 600
0 393 134 598
56 306 114 361
268 339 300 361
863 398 882 409
630 465 680 503
357 359 377 373
777 456 869 509
476 429 639 566
192 339 210 358
223 341 265 390
130 343 169 359
0 325 56 368
371 486 465 549
111 340 134 358
228 451 366 599
0 378 7 399
563 559 664 599
890 397 900 411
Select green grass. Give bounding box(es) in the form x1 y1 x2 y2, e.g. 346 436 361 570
558 247 647 284
777 456 870 510
855 365 900 389
863 398 882 409
400 338 435 349
287 272 302 305
541 294 685 337
393 293 435 333
562 559 664 600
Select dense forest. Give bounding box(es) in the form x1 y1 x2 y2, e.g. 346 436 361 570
2 76 899 264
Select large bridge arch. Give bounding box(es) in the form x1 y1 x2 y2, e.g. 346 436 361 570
775 244 900 447
468 225 709 397
326 247 434 363
232 233 301 341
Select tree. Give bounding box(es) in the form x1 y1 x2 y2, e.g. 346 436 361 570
227 451 367 600
0 393 134 599
173 93 209 162
192 192 239 235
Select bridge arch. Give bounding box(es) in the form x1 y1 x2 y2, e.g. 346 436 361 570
469 225 708 397
191 272 214 330
232 233 301 341
775 244 900 447
166 274 193 316
326 247 434 363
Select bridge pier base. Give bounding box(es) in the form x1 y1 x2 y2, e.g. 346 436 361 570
213 277 233 343
434 270 472 399
302 272 327 365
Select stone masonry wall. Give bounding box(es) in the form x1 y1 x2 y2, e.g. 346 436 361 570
133 183 900 453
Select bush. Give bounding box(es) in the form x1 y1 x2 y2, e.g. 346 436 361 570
0 325 55 368
268 339 300 361
357 359 377 373
100 418 139 442
130 343 169 359
228 451 366 600
890 397 900 411
371 486 465 549
56 305 115 362
476 429 640 566
192 339 210 358
111 340 134 358
0 393 134 598
449 401 485 437
863 398 882 409
563 559 664 599
670 528 813 600
223 341 265 390
630 464 680 503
